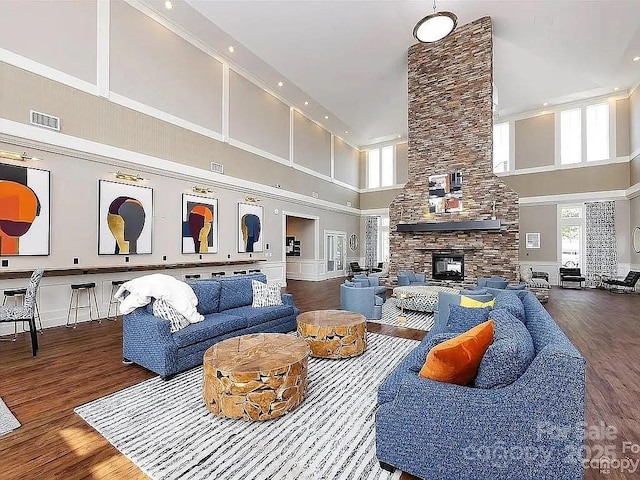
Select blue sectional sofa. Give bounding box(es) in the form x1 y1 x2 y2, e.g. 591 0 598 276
122 274 299 378
376 290 586 480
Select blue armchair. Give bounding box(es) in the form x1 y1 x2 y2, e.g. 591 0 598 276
477 276 526 291
340 283 383 320
352 274 387 301
397 271 427 286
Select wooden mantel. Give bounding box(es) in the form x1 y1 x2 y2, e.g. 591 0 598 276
396 219 501 232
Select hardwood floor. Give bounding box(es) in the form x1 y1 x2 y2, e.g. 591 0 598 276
0 280 638 479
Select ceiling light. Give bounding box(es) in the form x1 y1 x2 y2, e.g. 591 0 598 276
614 87 620 91
413 1 457 43
164 0 173 9
324 115 329 119
397 135 402 138
633 56 640 62
228 46 235 53
345 131 349 134
543 102 549 106
277 81 284 87
304 101 309 106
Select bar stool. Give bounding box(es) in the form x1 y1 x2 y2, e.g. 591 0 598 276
1 288 43 341
248 269 261 274
211 272 226 277
66 282 100 328
233 270 247 275
185 274 201 280
107 280 126 320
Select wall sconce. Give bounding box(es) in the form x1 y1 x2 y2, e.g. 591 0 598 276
114 171 144 182
244 196 260 203
0 150 41 161
192 186 215 195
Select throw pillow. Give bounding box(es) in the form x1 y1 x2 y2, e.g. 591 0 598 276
419 320 495 385
447 304 492 332
153 298 191 333
251 280 283 307
460 296 495 308
520 266 533 282
474 309 535 389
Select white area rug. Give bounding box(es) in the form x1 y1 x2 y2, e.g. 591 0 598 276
0 398 20 436
368 299 435 331
75 333 418 480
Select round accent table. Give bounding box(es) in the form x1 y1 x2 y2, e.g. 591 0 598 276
202 333 310 421
392 285 460 312
297 309 367 358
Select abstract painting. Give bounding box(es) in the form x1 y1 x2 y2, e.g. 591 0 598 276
238 203 263 253
428 172 463 214
99 180 153 255
182 194 218 254
0 163 50 255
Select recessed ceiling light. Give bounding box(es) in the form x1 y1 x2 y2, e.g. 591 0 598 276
164 0 173 9
304 101 309 106
277 81 283 87
228 46 235 53
543 102 549 106
324 115 329 119
614 87 620 91
397 135 402 138
345 131 349 134
633 56 640 62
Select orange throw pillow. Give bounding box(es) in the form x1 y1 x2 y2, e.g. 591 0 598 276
419 320 495 385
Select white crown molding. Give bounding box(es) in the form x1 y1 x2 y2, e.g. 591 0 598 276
0 47 97 96
360 184 405 193
109 92 224 142
360 208 390 216
0 119 362 217
498 156 631 177
630 147 640 161
626 182 640 200
519 190 628 206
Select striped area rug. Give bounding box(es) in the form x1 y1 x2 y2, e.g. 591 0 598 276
0 397 20 436
368 299 435 331
75 333 418 480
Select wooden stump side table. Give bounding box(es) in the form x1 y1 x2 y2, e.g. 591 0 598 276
297 310 367 359
202 333 310 421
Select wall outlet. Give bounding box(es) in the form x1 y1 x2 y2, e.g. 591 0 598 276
125 256 130 263
1 260 8 267
199 255 202 260
163 255 167 261
73 258 79 265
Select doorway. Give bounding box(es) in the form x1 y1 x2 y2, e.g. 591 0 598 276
325 230 347 279
283 213 319 281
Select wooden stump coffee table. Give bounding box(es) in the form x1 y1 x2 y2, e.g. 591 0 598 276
202 333 310 421
297 310 367 358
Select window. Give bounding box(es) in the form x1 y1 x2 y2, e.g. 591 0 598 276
367 145 395 188
559 204 584 268
586 103 609 161
561 207 581 219
493 122 509 173
377 216 390 264
560 109 581 164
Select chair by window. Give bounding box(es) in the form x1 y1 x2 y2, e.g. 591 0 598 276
349 262 367 275
559 267 586 289
603 271 640 293
0 269 44 356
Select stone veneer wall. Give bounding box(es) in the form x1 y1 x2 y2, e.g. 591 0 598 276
389 16 520 282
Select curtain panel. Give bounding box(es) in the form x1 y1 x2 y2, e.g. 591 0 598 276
365 216 379 268
585 201 617 286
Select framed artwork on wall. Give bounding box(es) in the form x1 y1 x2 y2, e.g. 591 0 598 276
0 162 50 256
428 172 463 214
98 180 153 255
182 194 218 254
238 202 263 253
525 232 540 249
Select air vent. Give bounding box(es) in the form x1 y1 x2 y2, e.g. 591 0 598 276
210 161 224 174
30 110 60 131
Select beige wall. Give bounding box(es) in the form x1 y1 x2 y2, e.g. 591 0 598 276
630 88 640 157
360 189 401 210
519 205 557 262
396 142 408 184
0 0 97 84
333 138 359 188
616 98 630 157
229 69 290 160
631 196 640 266
293 111 331 177
285 216 315 260
503 162 629 197
514 113 555 169
110 1 223 133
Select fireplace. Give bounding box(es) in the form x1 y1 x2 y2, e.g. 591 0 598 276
432 253 464 281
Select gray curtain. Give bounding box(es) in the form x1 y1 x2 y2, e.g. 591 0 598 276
585 201 617 286
365 216 379 268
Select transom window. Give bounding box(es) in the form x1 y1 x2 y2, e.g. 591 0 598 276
367 145 394 188
560 102 610 165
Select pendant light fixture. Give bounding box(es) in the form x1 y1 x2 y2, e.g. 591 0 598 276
413 0 457 43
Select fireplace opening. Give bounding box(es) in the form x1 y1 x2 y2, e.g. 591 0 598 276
432 253 464 281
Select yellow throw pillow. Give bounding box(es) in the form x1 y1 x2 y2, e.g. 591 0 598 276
460 296 495 308
419 320 495 385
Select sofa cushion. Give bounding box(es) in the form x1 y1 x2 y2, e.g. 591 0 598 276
474 308 535 389
506 283 527 290
172 313 247 348
494 291 526 323
188 280 221 315
224 305 294 327
486 279 509 289
447 304 492 332
419 320 495 385
218 278 254 311
153 298 191 332
399 271 416 282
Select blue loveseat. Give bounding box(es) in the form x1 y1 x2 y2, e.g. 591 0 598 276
122 274 299 378
376 290 586 479
397 271 427 286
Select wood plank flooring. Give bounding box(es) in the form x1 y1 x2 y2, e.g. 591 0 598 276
0 280 638 480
